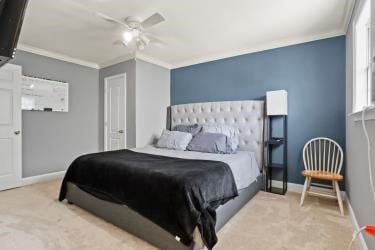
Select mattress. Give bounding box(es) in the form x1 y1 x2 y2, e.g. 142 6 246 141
131 145 260 190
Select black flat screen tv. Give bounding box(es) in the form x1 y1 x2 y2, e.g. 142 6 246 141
0 0 28 67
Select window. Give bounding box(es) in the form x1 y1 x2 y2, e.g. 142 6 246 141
353 0 372 112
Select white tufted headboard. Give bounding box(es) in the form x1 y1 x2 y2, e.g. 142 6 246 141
170 100 265 168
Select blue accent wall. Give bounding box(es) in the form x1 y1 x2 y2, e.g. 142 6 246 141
171 36 346 184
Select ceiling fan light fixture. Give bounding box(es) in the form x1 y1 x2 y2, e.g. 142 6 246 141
123 31 133 43
136 39 146 51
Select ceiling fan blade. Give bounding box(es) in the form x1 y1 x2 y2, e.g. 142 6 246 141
147 34 167 47
96 12 130 29
139 33 150 45
141 13 165 29
113 40 128 47
66 0 130 29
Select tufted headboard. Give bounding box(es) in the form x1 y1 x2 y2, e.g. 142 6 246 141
170 100 265 168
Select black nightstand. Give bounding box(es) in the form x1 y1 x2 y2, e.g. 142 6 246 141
265 115 287 195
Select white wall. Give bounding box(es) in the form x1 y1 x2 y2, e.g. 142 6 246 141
135 59 170 147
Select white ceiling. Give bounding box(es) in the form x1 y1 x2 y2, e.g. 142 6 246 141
18 0 354 69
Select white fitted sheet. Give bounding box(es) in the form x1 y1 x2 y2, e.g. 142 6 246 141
131 146 260 190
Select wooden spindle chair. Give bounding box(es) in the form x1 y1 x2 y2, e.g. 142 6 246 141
300 137 344 215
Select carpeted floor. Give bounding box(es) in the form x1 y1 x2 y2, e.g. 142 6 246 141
0 179 358 250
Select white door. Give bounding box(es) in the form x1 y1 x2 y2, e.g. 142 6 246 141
104 73 126 151
0 64 22 191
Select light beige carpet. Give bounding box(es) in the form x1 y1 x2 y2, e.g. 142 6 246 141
0 180 358 250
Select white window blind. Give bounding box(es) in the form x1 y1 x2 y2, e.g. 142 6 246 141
354 0 372 112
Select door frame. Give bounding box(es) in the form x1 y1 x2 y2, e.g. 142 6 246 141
104 73 127 151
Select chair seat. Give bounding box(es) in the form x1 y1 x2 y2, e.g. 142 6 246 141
302 170 343 181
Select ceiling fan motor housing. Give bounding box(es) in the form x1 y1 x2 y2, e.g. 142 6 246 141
124 16 143 30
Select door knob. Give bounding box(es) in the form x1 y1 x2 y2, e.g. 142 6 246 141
118 130 124 134
14 131 20 135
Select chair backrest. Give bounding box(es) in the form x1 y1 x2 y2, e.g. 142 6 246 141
302 137 343 174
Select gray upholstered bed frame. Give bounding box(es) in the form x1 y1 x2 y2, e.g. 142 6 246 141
65 100 265 250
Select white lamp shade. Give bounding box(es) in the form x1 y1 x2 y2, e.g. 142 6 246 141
266 90 288 116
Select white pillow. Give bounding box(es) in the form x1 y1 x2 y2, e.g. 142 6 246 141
202 124 240 151
156 130 193 150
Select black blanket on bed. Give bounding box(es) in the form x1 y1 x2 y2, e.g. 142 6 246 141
58 149 238 248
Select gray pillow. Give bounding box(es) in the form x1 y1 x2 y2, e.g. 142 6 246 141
173 124 202 136
186 133 233 154
156 130 192 150
202 124 240 151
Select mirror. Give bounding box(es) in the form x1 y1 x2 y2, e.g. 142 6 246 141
21 76 69 112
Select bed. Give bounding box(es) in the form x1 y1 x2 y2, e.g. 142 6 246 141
60 100 265 250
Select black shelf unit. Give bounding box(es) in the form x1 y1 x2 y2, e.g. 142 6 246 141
266 115 287 195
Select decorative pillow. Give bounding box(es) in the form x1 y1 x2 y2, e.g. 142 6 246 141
202 124 240 151
172 124 202 136
156 130 192 150
186 133 233 154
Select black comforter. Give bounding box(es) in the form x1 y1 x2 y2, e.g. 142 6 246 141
59 149 238 248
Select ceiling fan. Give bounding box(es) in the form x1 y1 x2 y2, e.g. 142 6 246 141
96 12 167 51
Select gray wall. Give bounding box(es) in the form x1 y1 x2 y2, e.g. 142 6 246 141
98 59 170 150
346 0 375 249
372 0 375 95
135 59 170 147
99 59 136 149
11 50 100 177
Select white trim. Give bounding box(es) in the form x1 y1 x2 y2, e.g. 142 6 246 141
99 54 135 69
18 30 350 71
98 53 172 69
348 106 375 121
104 73 127 151
342 0 356 32
271 180 304 193
171 30 346 69
22 170 66 186
351 0 371 113
136 53 172 69
271 180 347 200
17 43 100 69
347 201 369 250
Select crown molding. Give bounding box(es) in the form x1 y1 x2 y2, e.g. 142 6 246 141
98 54 135 69
98 52 172 70
17 43 100 69
18 29 347 71
342 0 356 32
171 30 346 69
135 53 172 69
16 43 172 70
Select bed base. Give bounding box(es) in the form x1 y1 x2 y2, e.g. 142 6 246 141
65 175 262 250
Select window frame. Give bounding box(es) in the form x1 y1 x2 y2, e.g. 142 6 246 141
353 0 372 113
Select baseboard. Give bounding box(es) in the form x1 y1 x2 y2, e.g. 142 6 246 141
271 180 347 200
347 201 368 250
22 171 66 186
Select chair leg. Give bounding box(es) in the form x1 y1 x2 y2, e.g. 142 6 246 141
332 180 336 194
307 177 312 191
300 177 309 206
334 181 344 216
